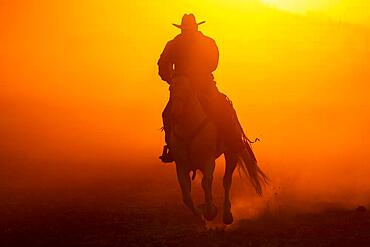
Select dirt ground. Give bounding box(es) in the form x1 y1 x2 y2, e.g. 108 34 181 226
1 163 370 247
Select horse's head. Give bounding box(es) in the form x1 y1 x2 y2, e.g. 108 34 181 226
169 76 198 121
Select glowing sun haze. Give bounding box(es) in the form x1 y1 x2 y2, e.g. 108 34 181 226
256 0 370 26
0 0 370 208
270 0 343 18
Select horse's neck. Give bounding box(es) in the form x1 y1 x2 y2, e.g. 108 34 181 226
177 97 206 133
190 100 206 125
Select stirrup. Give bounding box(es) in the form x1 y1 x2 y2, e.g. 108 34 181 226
159 145 174 163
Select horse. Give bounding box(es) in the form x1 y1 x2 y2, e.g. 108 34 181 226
167 76 268 225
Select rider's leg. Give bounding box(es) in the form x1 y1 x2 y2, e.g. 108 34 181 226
160 101 174 163
162 101 171 144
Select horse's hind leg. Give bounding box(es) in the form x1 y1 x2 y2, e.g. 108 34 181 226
223 152 238 225
201 160 218 221
176 164 199 216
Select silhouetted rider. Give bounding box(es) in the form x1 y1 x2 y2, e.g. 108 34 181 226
158 15 218 89
158 14 243 163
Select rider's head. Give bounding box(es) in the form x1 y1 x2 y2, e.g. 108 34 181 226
173 14 205 34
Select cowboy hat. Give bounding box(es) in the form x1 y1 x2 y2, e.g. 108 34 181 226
173 13 205 30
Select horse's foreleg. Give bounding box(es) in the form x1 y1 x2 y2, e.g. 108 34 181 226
176 164 199 216
201 160 217 221
223 152 238 225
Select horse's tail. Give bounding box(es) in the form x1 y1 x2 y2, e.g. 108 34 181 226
223 95 269 195
236 141 269 196
236 110 269 196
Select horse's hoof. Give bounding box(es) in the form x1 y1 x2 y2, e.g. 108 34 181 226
204 205 218 221
223 212 233 225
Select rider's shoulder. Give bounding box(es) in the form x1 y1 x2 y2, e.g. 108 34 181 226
165 34 182 47
172 34 183 42
169 32 216 45
199 32 217 44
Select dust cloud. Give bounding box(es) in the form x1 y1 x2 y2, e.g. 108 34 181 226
1 1 369 219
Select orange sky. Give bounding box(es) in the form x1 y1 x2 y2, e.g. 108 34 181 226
1 0 370 205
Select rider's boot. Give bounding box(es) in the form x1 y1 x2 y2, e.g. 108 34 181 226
159 145 174 163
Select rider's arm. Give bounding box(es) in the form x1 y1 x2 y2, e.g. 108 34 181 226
209 39 219 72
158 41 174 84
